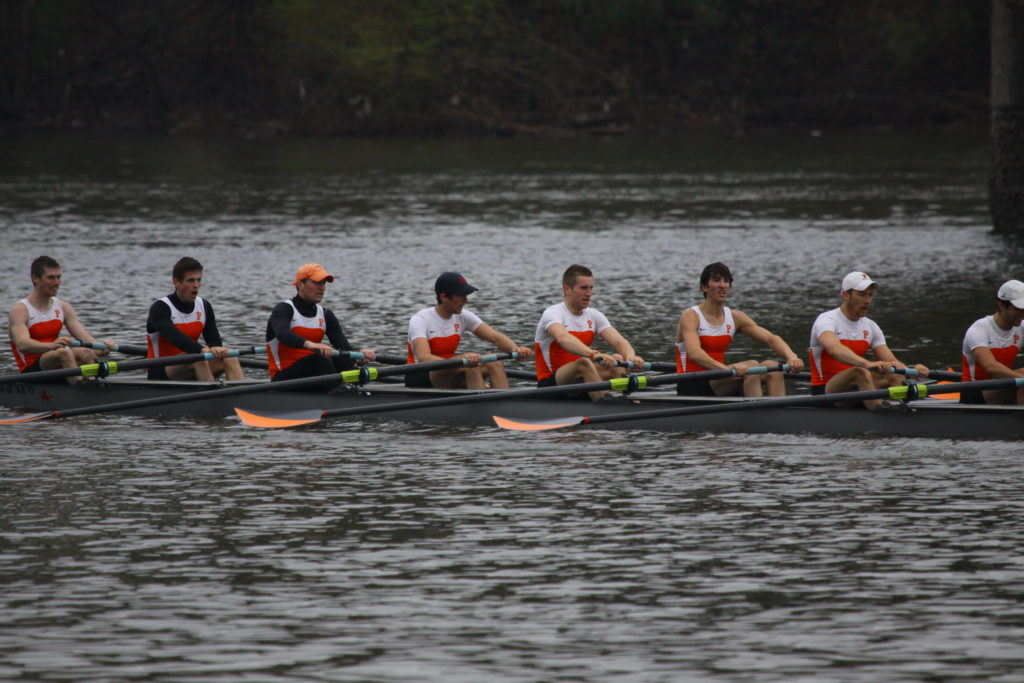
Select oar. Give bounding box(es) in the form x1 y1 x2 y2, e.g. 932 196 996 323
234 364 794 429
0 346 266 385
72 339 269 369
373 352 536 381
70 340 149 355
492 377 1024 431
893 367 961 382
0 353 516 424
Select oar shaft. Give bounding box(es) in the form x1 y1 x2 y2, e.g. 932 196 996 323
314 365 789 420
893 367 962 381
41 352 516 419
576 377 1024 427
70 340 149 355
71 339 274 359
0 346 263 385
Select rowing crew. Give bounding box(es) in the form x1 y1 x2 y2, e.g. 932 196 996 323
8 256 1024 408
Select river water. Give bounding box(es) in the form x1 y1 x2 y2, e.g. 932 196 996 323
2 131 1023 680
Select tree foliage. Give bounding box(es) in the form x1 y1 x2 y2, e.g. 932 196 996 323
0 0 990 135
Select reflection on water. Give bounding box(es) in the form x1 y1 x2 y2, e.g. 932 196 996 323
2 131 1024 680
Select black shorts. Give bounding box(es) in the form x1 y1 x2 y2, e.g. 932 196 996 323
537 375 589 400
811 384 826 396
148 365 170 380
271 354 349 391
21 359 43 374
19 359 67 384
676 377 715 396
404 371 433 388
959 390 986 405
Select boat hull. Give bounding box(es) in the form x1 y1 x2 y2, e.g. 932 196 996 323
1 377 1021 439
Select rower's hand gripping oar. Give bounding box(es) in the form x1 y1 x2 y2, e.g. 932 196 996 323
0 346 264 386
492 377 1024 432
233 363 794 429
0 352 514 424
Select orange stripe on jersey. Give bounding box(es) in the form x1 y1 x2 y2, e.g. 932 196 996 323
152 320 204 357
537 330 595 381
811 338 870 385
964 345 1021 380
271 325 324 375
681 333 730 372
407 333 462 363
11 318 64 371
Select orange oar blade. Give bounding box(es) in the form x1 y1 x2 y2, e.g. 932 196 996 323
492 414 585 431
0 411 54 425
234 408 323 429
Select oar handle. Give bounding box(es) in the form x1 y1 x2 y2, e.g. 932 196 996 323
891 367 962 381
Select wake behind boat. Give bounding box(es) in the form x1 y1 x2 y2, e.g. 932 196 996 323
1 375 1022 440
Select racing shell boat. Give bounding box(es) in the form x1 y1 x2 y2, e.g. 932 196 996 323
1 376 1021 440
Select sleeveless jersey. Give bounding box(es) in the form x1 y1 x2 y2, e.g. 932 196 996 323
675 305 736 372
407 306 483 362
808 307 886 386
147 296 207 359
267 299 326 377
961 315 1023 380
534 302 611 381
9 297 65 371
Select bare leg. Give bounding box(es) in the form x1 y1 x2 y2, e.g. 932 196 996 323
165 360 214 381
210 357 244 380
40 347 96 385
482 361 509 389
554 357 614 401
826 367 885 409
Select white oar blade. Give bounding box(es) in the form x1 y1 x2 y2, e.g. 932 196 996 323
234 408 323 429
492 415 585 431
0 411 54 425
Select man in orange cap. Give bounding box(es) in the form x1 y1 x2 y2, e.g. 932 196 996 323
265 263 375 383
146 256 244 381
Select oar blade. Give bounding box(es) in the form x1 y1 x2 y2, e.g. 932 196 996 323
492 414 585 431
0 411 55 425
234 407 323 429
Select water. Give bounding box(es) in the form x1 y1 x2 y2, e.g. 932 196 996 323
2 131 1024 680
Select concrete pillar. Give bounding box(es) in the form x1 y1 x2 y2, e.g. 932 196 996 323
992 0 1024 233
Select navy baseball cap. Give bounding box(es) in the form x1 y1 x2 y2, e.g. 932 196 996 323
435 272 479 297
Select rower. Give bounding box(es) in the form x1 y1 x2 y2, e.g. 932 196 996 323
146 256 244 381
809 270 929 408
675 262 804 397
265 263 375 385
7 255 116 384
405 271 532 389
960 279 1024 405
534 264 644 401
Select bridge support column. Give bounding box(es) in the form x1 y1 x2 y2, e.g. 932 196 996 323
992 0 1024 233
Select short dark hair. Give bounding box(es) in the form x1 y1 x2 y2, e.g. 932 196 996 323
562 264 593 288
699 262 733 298
172 257 203 281
31 255 60 280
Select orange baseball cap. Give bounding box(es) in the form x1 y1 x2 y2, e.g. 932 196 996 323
293 263 334 285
